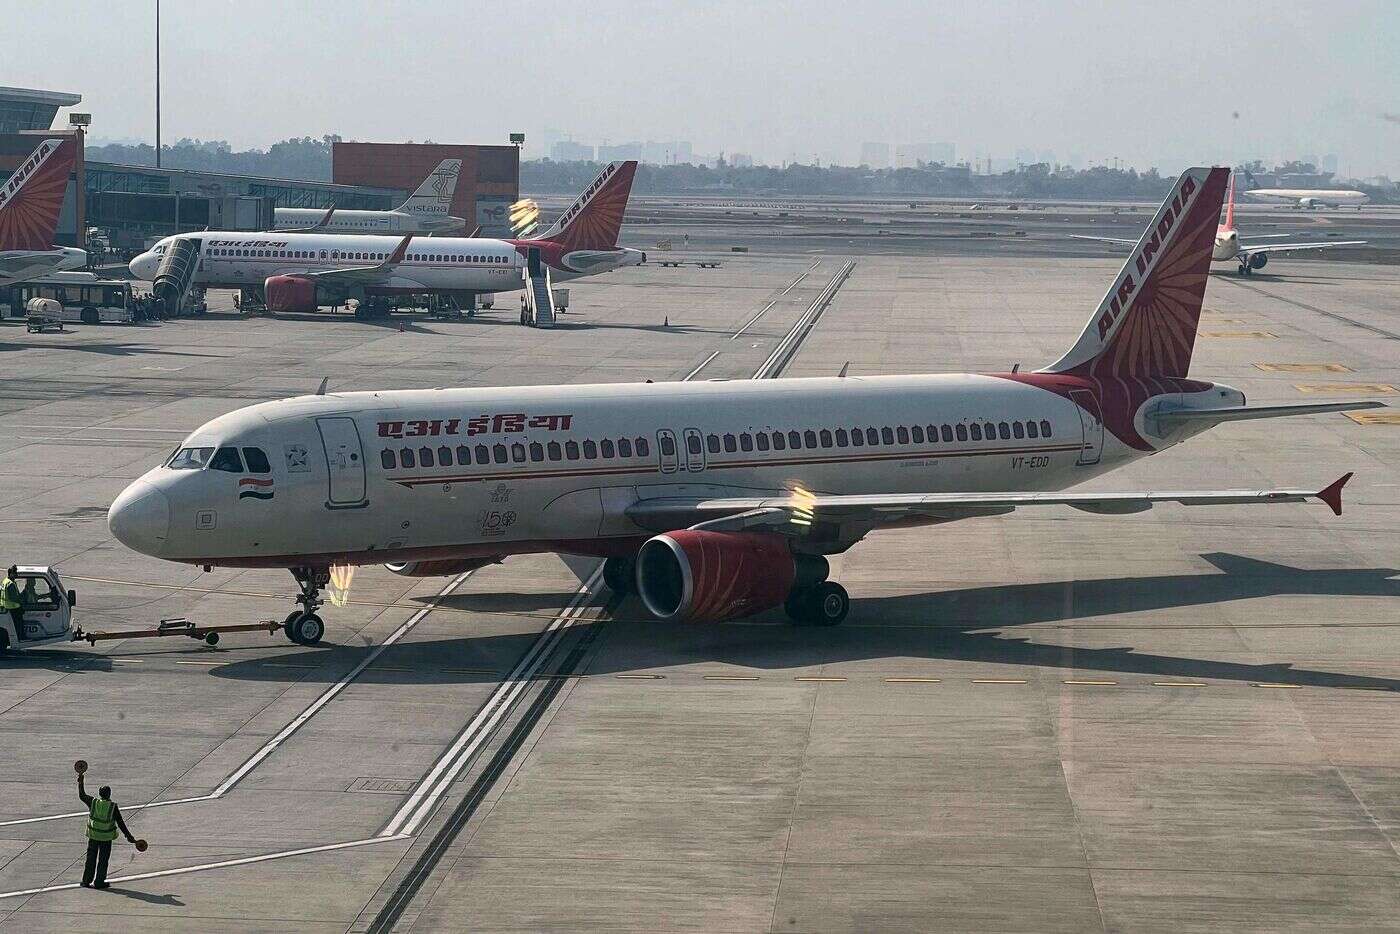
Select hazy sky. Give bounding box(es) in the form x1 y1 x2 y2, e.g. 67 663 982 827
12 0 1400 177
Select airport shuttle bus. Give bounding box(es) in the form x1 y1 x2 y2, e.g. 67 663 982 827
9 277 135 324
108 168 1385 645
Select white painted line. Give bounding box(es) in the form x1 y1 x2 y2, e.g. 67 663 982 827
0 833 411 900
380 570 600 838
729 263 819 340
682 350 721 381
0 572 475 829
4 425 191 434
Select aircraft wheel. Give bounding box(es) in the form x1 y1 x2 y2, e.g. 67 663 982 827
810 582 849 626
602 556 635 595
283 610 304 642
286 612 324 646
1238 264 1247 275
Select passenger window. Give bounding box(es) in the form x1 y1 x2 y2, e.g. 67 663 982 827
724 433 737 453
420 446 434 467
456 445 471 465
548 441 562 461
475 444 490 464
582 439 596 459
1013 422 1025 439
619 438 633 457
565 440 579 460
512 443 526 463
733 433 748 452
1027 421 1039 439
381 449 396 469
493 443 508 464
242 447 271 472
955 424 968 442
850 427 864 446
438 445 452 465
803 430 818 448
635 438 649 457
601 439 615 458
1040 419 1052 437
866 428 879 445
687 434 702 455
835 428 848 447
970 424 983 441
881 427 894 445
772 431 786 450
209 447 244 473
896 427 909 444
819 429 832 448
787 430 801 449
911 426 924 443
707 434 721 454
941 425 953 442
401 448 416 468
660 435 676 456
984 422 996 440
998 422 1011 440
756 432 770 451
167 447 214 470
529 442 544 462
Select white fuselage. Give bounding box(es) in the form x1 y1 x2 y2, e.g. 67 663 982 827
1245 188 1369 208
0 246 87 285
105 374 1230 569
271 208 466 235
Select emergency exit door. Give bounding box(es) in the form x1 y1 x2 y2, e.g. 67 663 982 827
316 417 367 506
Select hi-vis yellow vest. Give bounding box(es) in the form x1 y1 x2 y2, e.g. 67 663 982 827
86 798 117 842
0 579 18 611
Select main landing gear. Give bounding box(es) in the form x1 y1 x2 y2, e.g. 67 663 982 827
786 581 849 626
284 567 328 646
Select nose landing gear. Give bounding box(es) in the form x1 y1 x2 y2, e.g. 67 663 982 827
284 567 328 645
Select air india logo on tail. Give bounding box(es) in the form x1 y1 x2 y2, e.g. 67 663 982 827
238 477 274 500
1095 175 1198 340
0 138 75 252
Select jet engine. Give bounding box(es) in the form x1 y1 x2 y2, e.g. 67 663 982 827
635 530 827 623
1249 253 1268 270
384 557 502 577
264 275 320 312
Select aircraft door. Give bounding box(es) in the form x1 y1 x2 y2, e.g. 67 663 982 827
682 428 706 472
656 429 680 473
1069 389 1103 466
316 416 367 506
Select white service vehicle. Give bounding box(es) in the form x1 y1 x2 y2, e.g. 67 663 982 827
0 567 76 651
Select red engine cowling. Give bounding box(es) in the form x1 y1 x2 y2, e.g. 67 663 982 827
264 275 318 312
384 557 502 577
635 531 795 623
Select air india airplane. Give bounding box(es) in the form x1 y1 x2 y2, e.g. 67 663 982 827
108 166 1384 645
0 137 86 285
1074 171 1365 275
271 159 466 234
128 161 642 317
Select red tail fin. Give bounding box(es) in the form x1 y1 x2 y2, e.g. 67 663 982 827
536 160 637 251
1041 166 1229 380
1223 170 1236 231
0 138 77 251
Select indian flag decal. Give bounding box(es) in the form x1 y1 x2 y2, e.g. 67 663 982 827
238 477 274 500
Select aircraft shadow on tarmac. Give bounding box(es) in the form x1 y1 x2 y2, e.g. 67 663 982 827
205 553 1400 692
0 342 223 358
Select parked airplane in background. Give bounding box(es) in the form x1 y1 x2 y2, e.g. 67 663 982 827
1241 170 1369 209
271 159 466 234
1073 171 1365 275
128 161 643 317
109 166 1385 644
0 137 86 285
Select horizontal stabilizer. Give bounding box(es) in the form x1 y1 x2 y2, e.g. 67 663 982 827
1157 401 1387 425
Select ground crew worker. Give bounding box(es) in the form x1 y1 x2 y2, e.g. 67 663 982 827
77 771 137 889
1 567 22 634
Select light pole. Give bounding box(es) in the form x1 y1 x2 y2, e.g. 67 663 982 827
155 0 162 168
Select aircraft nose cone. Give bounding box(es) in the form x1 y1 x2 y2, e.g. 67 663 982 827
129 253 157 280
108 482 171 556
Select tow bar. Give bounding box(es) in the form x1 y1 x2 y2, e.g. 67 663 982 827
72 616 282 647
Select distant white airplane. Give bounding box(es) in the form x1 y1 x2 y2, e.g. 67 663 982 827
1241 170 1369 210
271 159 467 234
108 166 1384 644
1073 171 1366 275
0 137 86 285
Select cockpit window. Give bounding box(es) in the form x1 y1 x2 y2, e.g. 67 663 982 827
242 447 271 473
167 447 214 470
209 448 244 473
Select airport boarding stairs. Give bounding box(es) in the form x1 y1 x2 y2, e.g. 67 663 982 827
152 236 202 316
521 249 555 328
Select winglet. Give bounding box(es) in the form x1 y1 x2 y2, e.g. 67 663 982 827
1317 472 1353 516
387 234 413 265
317 205 336 228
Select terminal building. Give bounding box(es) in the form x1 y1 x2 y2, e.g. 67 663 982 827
0 85 521 252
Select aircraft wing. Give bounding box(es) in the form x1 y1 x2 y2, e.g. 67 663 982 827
1069 234 1136 246
1239 239 1367 255
276 205 336 233
301 234 413 283
626 474 1354 536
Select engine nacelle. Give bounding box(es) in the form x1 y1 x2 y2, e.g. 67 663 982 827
636 531 805 623
1248 253 1268 270
265 275 319 312
384 557 501 577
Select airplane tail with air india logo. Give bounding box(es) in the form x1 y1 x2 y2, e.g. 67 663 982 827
534 160 638 252
0 137 77 252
